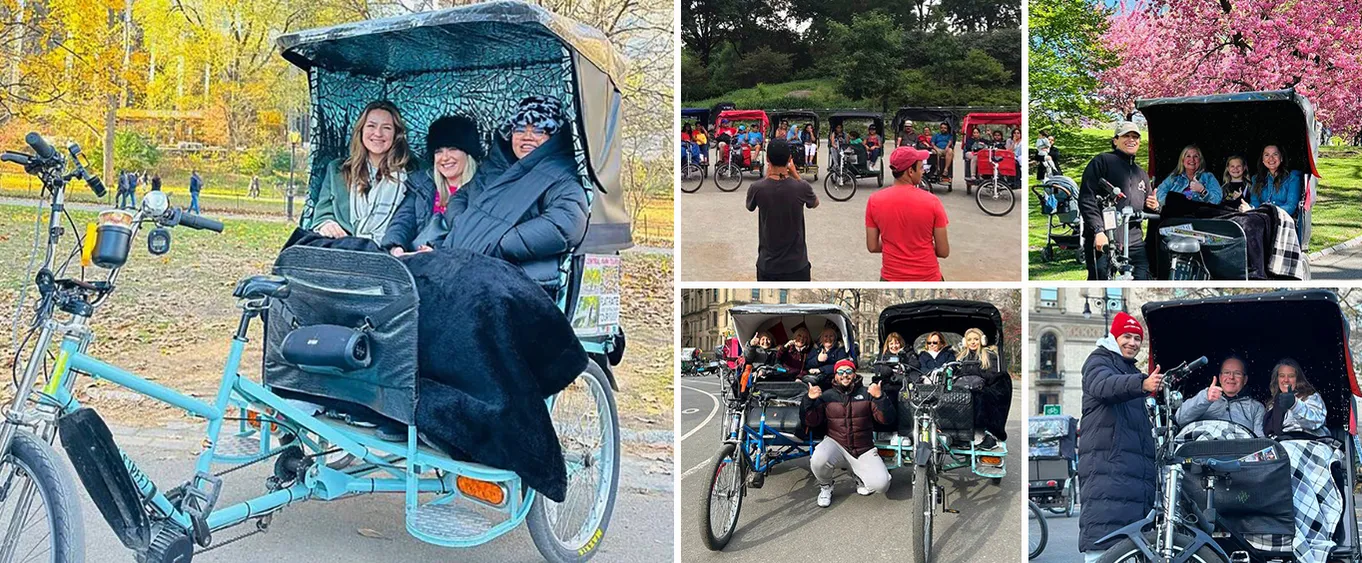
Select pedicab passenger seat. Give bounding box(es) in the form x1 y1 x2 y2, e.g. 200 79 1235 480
263 245 420 426
745 381 809 435
1174 437 1295 537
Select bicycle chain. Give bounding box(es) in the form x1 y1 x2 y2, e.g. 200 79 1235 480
194 514 272 555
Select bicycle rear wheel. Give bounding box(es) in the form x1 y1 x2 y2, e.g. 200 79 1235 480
528 362 620 563
975 180 1016 216
0 429 83 563
1028 500 1048 559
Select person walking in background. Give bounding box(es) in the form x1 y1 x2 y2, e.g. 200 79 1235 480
249 174 261 198
115 170 129 208
746 140 818 281
127 170 139 207
188 169 203 214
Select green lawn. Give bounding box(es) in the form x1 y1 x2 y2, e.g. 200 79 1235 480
1028 130 1362 280
688 79 860 111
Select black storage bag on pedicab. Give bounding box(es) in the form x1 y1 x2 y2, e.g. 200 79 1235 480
895 384 974 441
264 244 419 425
746 381 809 434
1175 438 1295 536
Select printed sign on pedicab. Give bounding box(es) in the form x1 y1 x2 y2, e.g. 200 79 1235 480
572 254 622 335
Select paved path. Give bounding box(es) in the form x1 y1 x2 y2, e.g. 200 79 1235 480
57 423 673 562
679 374 1024 562
679 143 1024 281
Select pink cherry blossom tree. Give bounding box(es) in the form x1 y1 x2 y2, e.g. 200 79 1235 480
1097 0 1362 135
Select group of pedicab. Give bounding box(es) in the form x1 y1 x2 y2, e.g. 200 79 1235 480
1032 89 1319 281
0 3 631 562
699 300 1012 563
680 105 1022 216
1028 290 1362 563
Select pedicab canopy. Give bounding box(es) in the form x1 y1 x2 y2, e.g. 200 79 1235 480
768 110 819 135
1028 415 1078 459
681 108 710 127
1142 289 1359 432
713 110 769 135
961 112 1021 135
729 304 855 356
827 111 885 135
878 299 1004 359
1134 89 1320 214
277 0 633 252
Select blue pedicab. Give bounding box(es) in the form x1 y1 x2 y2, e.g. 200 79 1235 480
698 304 856 551
870 299 1010 563
0 3 629 562
1028 415 1078 517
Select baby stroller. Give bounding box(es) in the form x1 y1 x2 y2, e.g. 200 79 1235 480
1031 159 1082 263
1028 415 1078 517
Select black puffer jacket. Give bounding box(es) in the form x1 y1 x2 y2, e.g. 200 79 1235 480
381 169 438 252
441 130 587 293
803 379 894 456
957 348 1012 441
1077 340 1156 552
873 350 920 396
805 345 849 388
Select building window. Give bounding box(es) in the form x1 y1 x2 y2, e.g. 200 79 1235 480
1038 392 1061 414
751 289 760 301
1039 287 1058 307
779 289 788 304
711 312 717 327
711 289 718 301
1039 331 1059 378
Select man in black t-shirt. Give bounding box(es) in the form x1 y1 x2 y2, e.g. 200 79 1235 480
746 140 820 281
1077 122 1159 280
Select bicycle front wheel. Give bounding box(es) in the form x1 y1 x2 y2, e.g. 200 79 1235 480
714 164 743 192
824 171 857 202
698 442 745 551
680 163 705 194
0 430 83 563
1028 500 1048 559
975 180 1016 216
911 463 933 563
528 361 620 563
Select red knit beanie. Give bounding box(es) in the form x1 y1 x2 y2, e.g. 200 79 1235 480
834 359 857 373
1110 311 1143 339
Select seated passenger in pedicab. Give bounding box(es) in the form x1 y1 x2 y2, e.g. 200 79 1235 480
930 122 955 177
1249 145 1303 214
312 100 414 241
746 331 777 365
896 122 916 149
1259 359 1342 563
778 326 815 376
806 324 851 387
694 124 710 164
800 124 817 164
1155 144 1223 208
918 331 957 375
1263 359 1328 440
866 126 883 167
1220 154 1251 211
873 331 919 397
1174 355 1264 437
381 114 484 255
803 359 894 507
957 327 1011 452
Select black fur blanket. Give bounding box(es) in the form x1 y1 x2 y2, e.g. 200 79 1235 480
281 230 586 501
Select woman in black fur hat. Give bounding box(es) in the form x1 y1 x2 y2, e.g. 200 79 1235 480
381 114 485 255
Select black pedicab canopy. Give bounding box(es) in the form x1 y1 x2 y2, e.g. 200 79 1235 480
681 108 710 127
277 0 632 252
1142 289 1358 431
768 110 820 135
1135 89 1320 196
828 111 885 136
729 304 856 356
1029 415 1078 459
878 299 1005 360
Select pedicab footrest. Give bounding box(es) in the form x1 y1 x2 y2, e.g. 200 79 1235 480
211 431 273 463
407 502 501 544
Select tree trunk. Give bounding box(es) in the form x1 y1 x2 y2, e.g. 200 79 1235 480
103 94 116 194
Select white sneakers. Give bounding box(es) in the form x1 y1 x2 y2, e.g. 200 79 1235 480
855 476 872 496
817 483 833 507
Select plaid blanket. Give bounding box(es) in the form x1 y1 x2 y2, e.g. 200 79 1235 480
1178 422 1341 562
1266 205 1302 279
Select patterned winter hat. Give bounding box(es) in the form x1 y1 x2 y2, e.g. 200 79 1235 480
504 95 564 139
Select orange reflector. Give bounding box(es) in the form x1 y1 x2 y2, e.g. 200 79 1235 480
878 448 896 459
981 456 1002 465
245 408 277 432
1046 480 1057 487
457 476 506 507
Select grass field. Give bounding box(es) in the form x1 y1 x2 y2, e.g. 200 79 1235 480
0 203 673 428
1028 130 1362 280
688 79 861 112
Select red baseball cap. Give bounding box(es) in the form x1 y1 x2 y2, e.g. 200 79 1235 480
1110 311 1144 339
889 146 931 173
834 359 857 373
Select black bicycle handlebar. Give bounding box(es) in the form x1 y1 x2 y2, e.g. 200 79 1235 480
169 209 224 233
1 151 30 166
25 132 56 161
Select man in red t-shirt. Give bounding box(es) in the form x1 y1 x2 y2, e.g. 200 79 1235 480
865 146 950 281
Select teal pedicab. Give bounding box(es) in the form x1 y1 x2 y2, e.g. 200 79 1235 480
0 2 629 562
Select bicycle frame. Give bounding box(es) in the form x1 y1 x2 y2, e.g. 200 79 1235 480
722 397 814 475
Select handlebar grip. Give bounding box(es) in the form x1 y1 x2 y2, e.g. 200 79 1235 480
176 210 224 233
1 152 30 166
84 174 106 198
25 132 55 160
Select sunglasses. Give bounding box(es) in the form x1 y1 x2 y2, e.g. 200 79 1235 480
928 341 942 345
835 369 856 375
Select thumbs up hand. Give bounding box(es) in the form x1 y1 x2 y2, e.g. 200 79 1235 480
1206 376 1223 402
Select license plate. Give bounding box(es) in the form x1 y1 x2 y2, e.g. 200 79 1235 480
1103 209 1118 231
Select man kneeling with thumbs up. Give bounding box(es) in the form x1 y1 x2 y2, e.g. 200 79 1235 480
1175 355 1266 437
803 359 895 507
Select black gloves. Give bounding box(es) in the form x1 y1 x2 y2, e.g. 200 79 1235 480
1274 389 1297 410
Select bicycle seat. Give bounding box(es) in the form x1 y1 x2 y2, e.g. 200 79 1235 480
1166 235 1201 254
233 275 290 300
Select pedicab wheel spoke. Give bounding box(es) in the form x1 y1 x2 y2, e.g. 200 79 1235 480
1095 532 1223 563
528 362 618 563
698 443 743 551
975 180 1015 216
0 430 83 563
680 163 704 193
1028 500 1048 559
714 164 742 192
